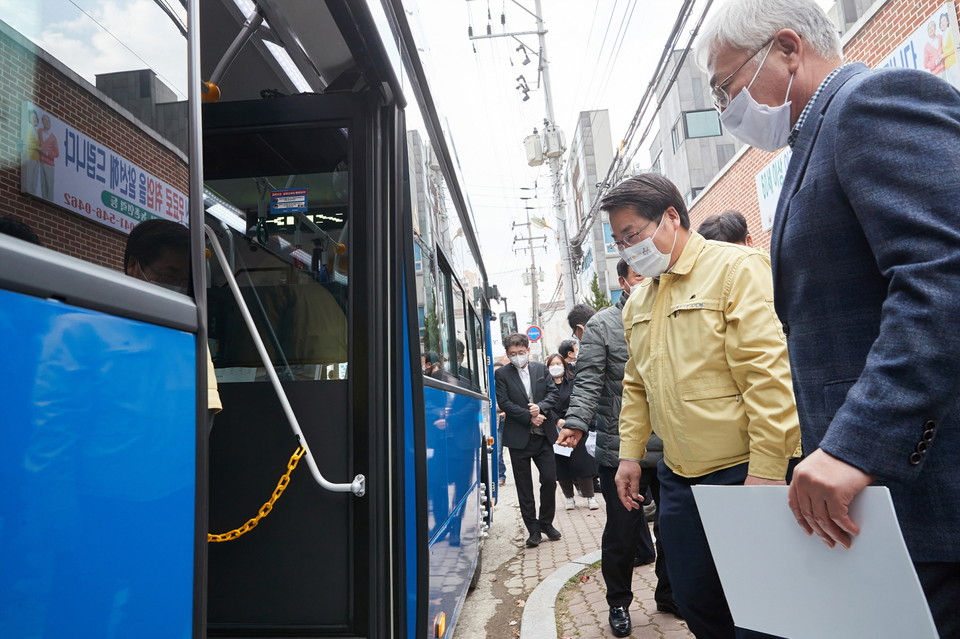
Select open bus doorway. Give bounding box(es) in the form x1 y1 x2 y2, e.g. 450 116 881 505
201 93 387 636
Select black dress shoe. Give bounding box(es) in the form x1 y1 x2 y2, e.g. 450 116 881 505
542 524 562 541
608 606 631 638
525 534 541 548
656 601 683 619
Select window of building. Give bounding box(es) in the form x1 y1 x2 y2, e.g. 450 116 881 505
685 186 704 205
684 110 722 139
671 117 683 152
649 152 663 175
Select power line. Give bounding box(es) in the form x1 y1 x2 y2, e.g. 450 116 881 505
580 0 622 104
591 0 640 112
570 0 708 252
567 0 603 113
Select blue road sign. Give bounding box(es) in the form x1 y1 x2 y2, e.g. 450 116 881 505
526 325 542 342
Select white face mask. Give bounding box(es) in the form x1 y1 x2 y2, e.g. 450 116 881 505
509 353 529 368
719 42 795 152
619 214 677 278
548 364 565 377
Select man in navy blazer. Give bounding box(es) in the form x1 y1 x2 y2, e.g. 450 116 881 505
494 333 560 548
700 1 960 635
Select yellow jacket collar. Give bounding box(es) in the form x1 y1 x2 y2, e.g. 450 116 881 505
665 231 705 277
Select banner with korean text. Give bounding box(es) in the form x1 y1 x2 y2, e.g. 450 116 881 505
20 102 187 234
879 2 960 89
755 148 792 231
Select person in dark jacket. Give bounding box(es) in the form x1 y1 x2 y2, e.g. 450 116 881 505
493 361 507 486
545 352 598 510
495 333 560 548
557 260 678 637
558 338 579 368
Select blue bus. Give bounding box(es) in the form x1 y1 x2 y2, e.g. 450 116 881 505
0 1 497 637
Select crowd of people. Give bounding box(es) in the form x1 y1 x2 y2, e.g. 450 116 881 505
493 1 960 638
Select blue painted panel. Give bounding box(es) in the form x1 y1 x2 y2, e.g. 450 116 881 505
423 387 481 541
401 278 419 639
426 483 480 638
424 386 483 636
0 289 196 638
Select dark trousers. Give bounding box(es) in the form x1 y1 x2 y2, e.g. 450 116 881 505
497 419 507 480
658 460 784 639
916 562 960 639
558 476 595 499
640 464 674 607
509 433 556 535
598 464 672 608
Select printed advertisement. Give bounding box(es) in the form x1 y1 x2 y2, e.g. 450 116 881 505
755 147 792 231
879 2 960 89
20 102 188 234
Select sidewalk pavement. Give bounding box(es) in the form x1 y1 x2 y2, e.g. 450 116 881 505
455 464 694 639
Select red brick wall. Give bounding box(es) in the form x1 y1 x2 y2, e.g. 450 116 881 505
689 0 957 251
0 27 188 270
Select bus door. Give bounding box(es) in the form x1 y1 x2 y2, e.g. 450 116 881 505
201 93 406 638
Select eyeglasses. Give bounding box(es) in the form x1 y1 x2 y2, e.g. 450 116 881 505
710 37 774 111
138 261 189 290
613 216 659 250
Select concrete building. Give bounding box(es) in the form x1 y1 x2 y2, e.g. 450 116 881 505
647 50 742 207
97 69 188 153
563 110 621 304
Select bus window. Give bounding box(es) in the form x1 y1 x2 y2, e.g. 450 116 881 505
419 246 457 382
0 7 190 271
450 278 472 385
471 309 488 395
204 162 350 381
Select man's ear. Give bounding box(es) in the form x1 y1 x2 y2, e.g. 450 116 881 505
776 28 803 74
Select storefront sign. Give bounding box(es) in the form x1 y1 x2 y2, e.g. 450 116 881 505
20 102 187 234
755 147 793 231
879 2 960 89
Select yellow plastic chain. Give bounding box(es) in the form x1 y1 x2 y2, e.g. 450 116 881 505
207 446 305 543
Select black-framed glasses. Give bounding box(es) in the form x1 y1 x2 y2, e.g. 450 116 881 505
613 216 659 250
710 37 774 111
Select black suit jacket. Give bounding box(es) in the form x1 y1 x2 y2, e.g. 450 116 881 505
494 361 558 450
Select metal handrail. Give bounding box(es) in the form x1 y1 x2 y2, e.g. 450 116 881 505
204 224 365 497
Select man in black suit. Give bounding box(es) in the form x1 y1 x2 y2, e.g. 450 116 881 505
495 333 560 548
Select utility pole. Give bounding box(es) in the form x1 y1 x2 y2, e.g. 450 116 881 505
532 0 576 314
512 208 547 360
470 0 577 312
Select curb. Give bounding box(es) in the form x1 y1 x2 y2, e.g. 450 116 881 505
519 549 602 639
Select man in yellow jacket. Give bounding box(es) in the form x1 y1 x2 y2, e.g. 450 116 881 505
607 174 800 639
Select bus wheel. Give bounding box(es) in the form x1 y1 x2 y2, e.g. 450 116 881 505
469 548 483 592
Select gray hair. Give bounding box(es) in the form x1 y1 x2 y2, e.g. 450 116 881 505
695 0 842 73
